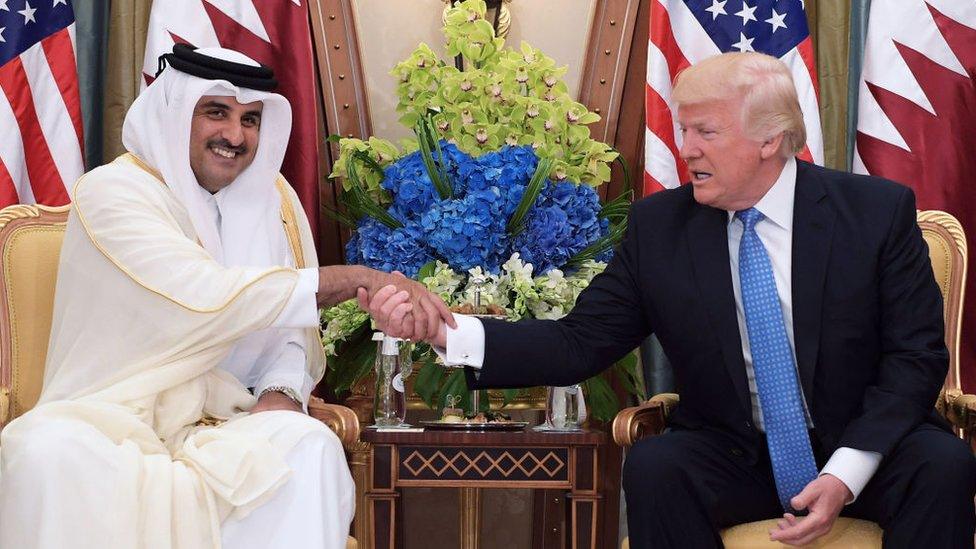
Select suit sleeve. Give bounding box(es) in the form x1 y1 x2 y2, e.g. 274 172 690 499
468 204 653 389
836 186 949 455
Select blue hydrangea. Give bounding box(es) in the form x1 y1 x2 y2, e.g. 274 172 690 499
513 183 609 273
345 217 433 277
348 142 612 277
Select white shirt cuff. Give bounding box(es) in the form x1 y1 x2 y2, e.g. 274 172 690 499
254 342 312 410
820 447 883 503
432 314 485 368
271 267 319 329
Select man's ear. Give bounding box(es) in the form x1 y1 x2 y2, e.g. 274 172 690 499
760 132 785 161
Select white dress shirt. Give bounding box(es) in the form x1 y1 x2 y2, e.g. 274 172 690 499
439 158 881 501
197 185 320 407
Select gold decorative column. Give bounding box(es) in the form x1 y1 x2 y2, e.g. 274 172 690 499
459 487 482 549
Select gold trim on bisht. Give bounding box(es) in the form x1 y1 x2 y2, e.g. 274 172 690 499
274 178 306 269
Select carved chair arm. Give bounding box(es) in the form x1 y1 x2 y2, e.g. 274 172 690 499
612 393 679 448
938 388 976 439
0 387 9 428
308 396 361 449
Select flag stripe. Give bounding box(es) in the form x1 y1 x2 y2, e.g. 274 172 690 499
21 42 79 201
0 157 19 206
41 26 85 154
0 57 67 204
645 125 681 189
0 78 35 204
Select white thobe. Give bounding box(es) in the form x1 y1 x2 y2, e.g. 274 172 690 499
0 155 354 549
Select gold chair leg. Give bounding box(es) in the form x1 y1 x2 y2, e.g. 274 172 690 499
349 441 371 548
459 487 481 549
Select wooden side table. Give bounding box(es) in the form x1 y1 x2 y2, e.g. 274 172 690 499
362 428 606 549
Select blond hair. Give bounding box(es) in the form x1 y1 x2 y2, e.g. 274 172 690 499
671 52 806 157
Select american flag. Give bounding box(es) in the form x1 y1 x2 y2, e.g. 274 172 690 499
0 0 83 207
141 0 321 248
644 0 822 195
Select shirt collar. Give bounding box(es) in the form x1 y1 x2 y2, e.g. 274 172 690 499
727 157 796 231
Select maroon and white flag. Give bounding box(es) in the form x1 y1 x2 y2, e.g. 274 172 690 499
853 1 976 389
142 0 321 246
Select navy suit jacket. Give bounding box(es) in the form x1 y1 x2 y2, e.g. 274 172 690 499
469 160 949 462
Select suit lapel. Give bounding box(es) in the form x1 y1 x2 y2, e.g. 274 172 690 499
687 205 752 415
791 162 834 409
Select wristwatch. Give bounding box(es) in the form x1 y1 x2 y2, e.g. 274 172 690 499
258 385 303 407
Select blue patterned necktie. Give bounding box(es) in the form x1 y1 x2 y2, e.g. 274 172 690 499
736 207 818 510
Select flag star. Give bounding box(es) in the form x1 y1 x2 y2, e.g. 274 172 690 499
705 0 727 20
18 1 37 24
53 0 67 6
765 9 788 33
735 1 758 25
0 0 7 11
732 32 755 52
0 27 5 43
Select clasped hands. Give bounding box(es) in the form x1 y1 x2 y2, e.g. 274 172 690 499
357 271 453 346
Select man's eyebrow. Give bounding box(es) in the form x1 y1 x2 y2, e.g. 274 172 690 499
244 109 262 118
199 100 230 111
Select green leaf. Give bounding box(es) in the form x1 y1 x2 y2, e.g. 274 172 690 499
440 368 471 413
612 350 646 402
501 388 519 407
577 112 600 125
344 160 403 229
415 116 453 200
327 324 376 393
321 202 358 228
564 217 627 267
506 156 553 235
582 374 619 422
611 146 633 196
413 358 445 409
416 260 437 281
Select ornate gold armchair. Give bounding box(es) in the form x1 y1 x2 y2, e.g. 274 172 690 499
612 210 976 548
0 204 359 549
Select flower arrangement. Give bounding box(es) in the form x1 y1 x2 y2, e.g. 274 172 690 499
321 0 643 421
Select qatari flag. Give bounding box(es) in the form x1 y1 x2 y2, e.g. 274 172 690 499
854 1 976 389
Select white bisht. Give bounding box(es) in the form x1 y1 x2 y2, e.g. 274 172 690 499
0 49 329 548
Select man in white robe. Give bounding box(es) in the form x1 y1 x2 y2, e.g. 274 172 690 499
0 46 453 549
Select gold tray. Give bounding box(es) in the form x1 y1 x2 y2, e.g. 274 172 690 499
419 420 529 431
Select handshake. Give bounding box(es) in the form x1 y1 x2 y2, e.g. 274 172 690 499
316 264 456 348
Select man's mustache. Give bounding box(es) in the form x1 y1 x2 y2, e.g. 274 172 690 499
207 139 247 155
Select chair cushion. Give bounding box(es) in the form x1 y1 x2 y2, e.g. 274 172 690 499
4 224 65 420
721 517 882 548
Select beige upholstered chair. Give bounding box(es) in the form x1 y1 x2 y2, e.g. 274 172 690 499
614 210 976 548
0 204 360 549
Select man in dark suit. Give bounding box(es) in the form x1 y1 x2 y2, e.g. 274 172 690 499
363 52 976 547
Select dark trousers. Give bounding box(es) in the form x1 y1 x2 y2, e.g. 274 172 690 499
622 423 976 548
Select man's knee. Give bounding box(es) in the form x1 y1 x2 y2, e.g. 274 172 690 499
911 435 976 502
6 419 101 477
293 420 346 460
623 435 689 499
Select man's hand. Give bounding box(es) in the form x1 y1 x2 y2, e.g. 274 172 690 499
769 474 852 546
358 283 450 347
357 271 455 341
316 265 455 341
250 390 303 414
